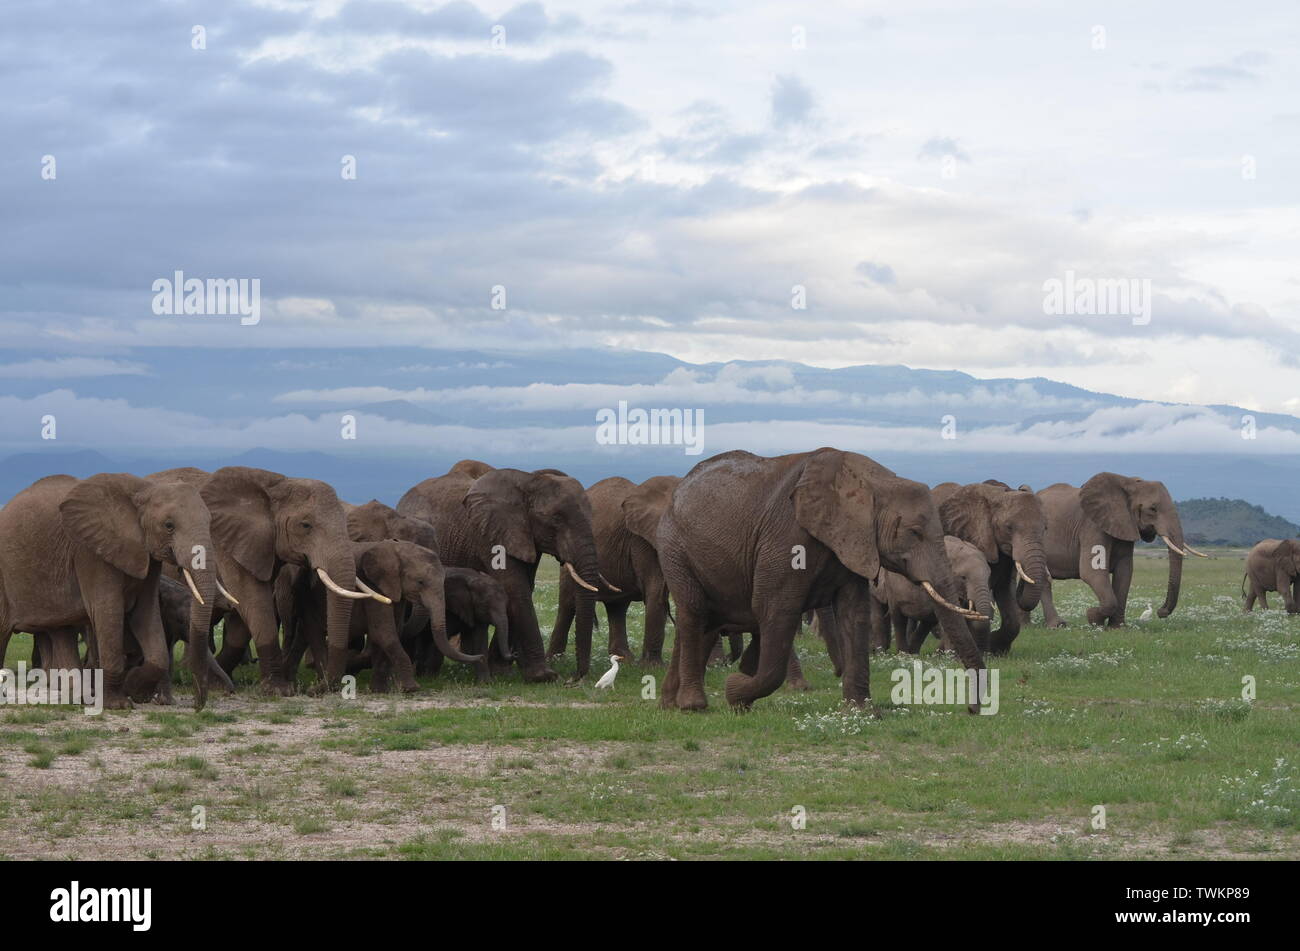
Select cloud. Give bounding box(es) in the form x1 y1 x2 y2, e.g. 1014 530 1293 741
917 136 970 163
770 75 815 128
0 357 148 379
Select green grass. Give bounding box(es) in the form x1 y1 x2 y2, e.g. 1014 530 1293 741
2 551 1299 859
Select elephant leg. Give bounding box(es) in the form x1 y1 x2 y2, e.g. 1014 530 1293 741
726 632 744 663
605 600 633 660
546 573 576 659
30 634 44 670
1259 589 1269 610
737 632 760 676
1243 583 1257 612
469 624 492 682
664 605 710 711
1038 572 1067 628
365 601 418 693
640 575 668 664
784 648 810 691
891 609 909 653
988 577 1023 654
1108 547 1134 628
503 573 557 683
815 606 843 675
216 612 252 676
830 585 872 707
706 631 727 666
724 609 800 710
80 577 130 711
125 575 170 704
916 617 939 652
235 586 294 696
1080 548 1120 627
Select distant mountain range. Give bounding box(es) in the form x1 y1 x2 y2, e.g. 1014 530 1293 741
1175 498 1300 547
2 346 1299 521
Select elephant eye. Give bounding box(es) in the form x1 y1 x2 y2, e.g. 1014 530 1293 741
301 520 312 532
164 519 175 533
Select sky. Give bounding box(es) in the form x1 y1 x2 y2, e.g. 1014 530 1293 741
2 1 1297 417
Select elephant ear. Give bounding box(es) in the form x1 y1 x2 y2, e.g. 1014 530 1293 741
1080 472 1140 542
622 483 672 546
357 542 403 603
1278 539 1300 578
59 473 152 579
463 469 537 564
938 485 999 563
791 448 880 580
200 467 281 582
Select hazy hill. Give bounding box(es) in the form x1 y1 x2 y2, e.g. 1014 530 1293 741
1177 498 1300 547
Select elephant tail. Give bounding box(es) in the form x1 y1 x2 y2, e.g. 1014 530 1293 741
1241 573 1248 599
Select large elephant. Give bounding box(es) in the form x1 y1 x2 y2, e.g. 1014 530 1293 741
870 535 994 653
547 475 679 665
1242 539 1300 613
291 540 479 692
397 460 610 683
152 466 378 693
1035 473 1205 628
0 473 218 710
931 480 1048 653
656 448 986 712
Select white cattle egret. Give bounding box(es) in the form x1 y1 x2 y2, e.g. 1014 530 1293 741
1139 602 1153 621
594 655 624 689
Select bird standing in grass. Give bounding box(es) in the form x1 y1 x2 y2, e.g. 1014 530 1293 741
1139 601 1154 621
594 655 624 689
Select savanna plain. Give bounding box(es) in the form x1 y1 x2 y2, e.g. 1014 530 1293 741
2 552 1298 860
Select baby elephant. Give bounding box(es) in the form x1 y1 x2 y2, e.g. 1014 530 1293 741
1243 539 1300 614
871 536 994 653
407 567 511 682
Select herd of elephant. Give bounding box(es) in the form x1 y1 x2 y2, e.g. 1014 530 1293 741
0 448 1293 716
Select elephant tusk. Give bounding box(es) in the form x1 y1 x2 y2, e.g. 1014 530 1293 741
1015 561 1035 585
921 581 987 621
1160 535 1190 557
215 578 239 606
565 562 600 593
598 572 622 593
1181 543 1210 558
182 568 205 606
354 578 393 605
316 568 370 600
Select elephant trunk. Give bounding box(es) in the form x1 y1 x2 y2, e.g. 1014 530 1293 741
910 545 985 711
968 581 995 652
423 589 483 664
1155 515 1185 618
567 542 602 680
320 554 358 686
179 543 217 711
491 603 511 662
1012 535 1049 612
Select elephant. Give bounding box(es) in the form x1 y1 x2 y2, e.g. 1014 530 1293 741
655 448 987 712
547 475 679 665
0 473 218 710
931 480 1049 653
1242 539 1300 613
1034 473 1205 628
129 576 238 701
289 539 479 692
397 460 612 683
410 566 512 680
869 535 995 653
151 466 379 694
